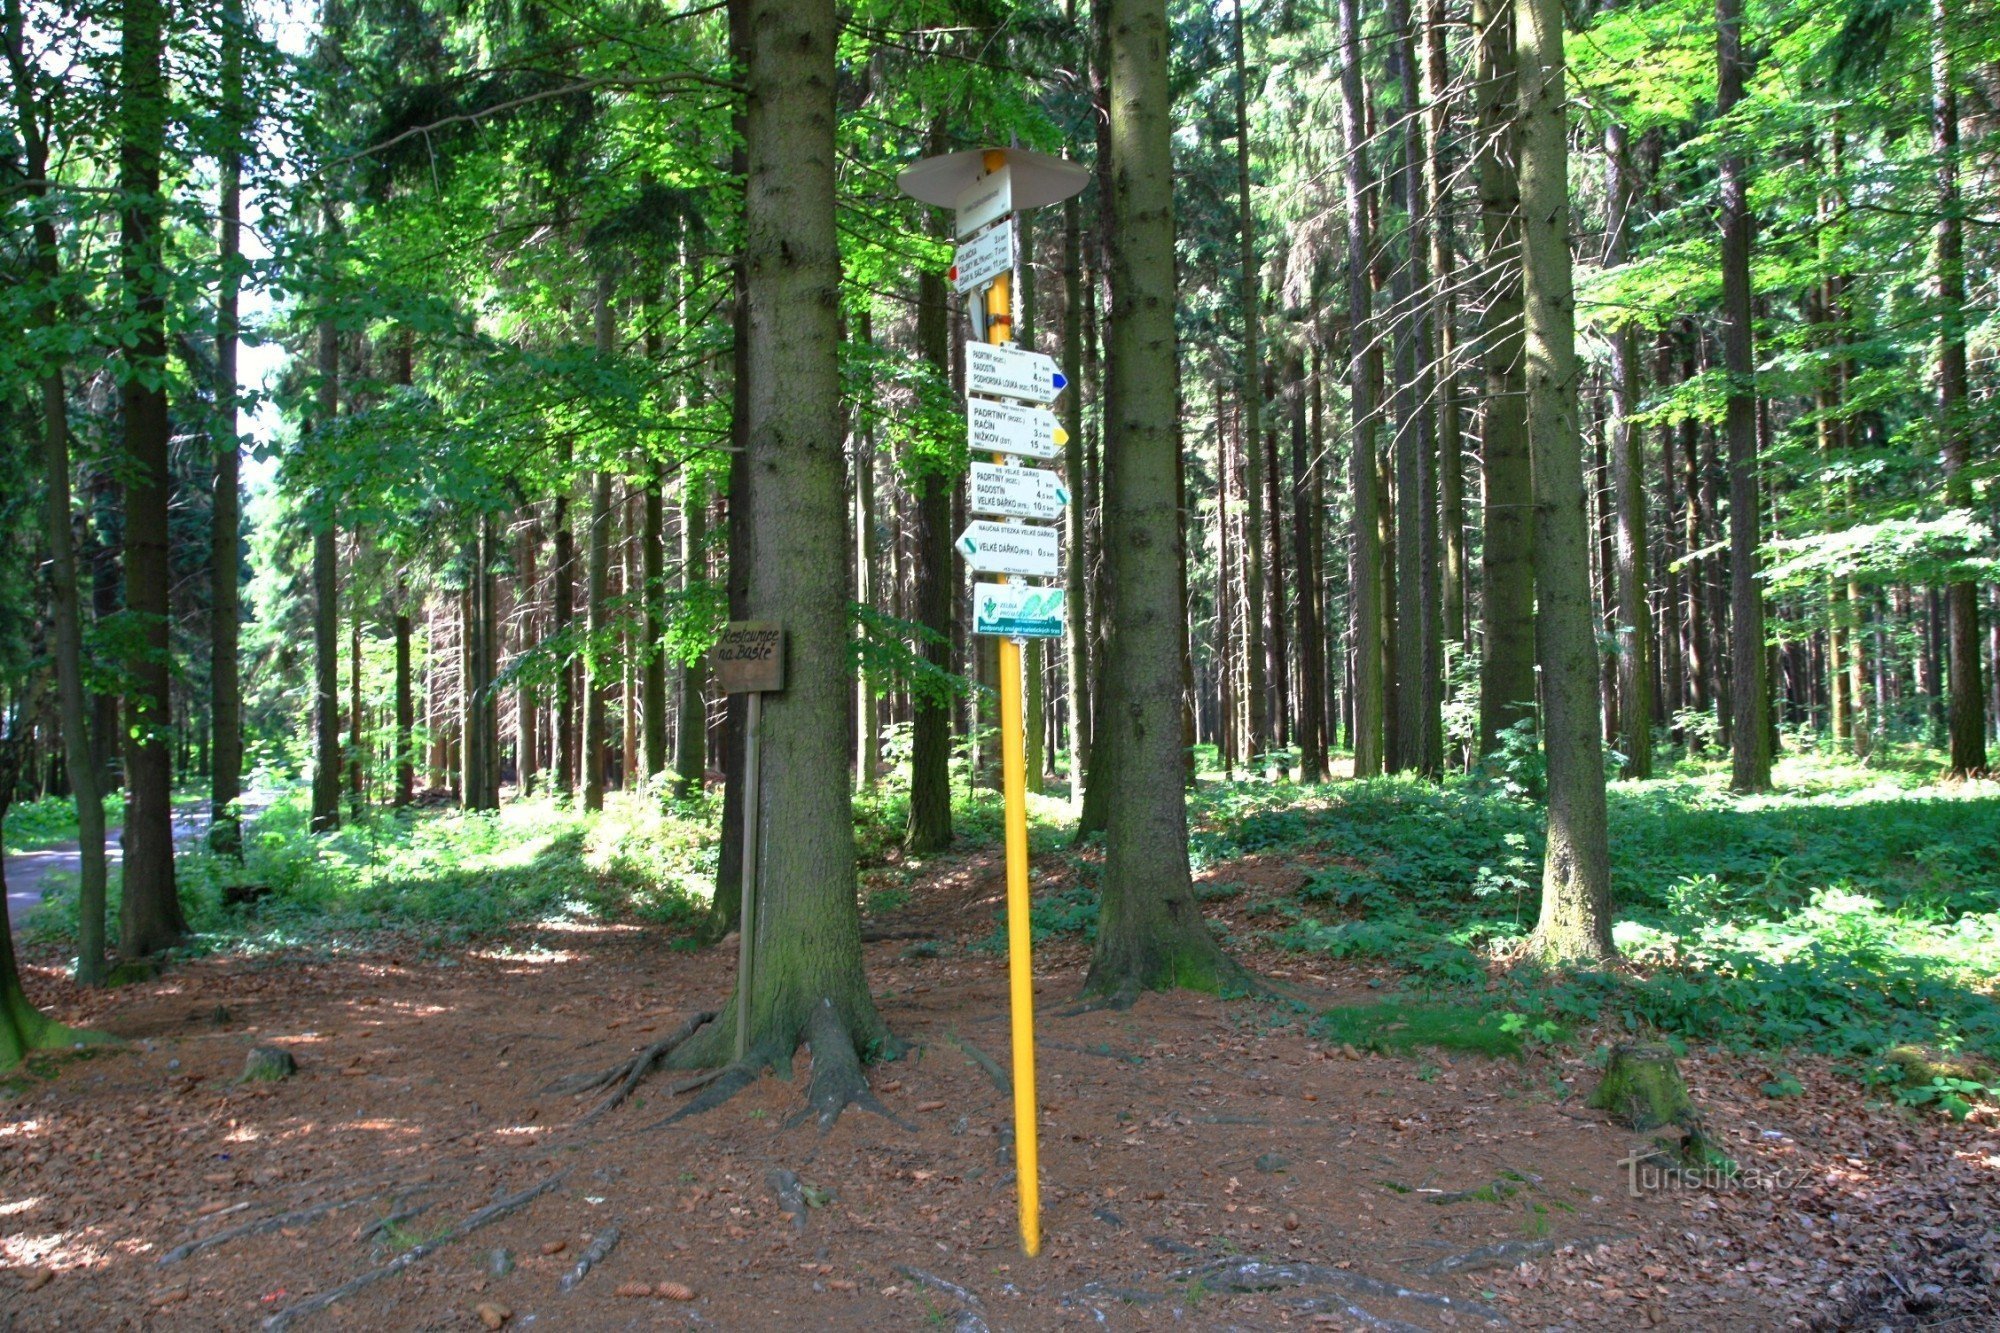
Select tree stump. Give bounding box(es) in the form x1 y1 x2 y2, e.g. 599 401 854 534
239 1046 297 1083
1588 1043 1696 1130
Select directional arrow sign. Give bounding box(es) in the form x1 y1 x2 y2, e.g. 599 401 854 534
955 521 1060 578
953 217 1014 294
970 462 1067 521
966 341 1066 404
968 397 1066 460
974 582 1066 639
954 165 1013 239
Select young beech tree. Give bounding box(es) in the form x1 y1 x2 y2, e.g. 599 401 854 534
665 0 893 1120
1518 0 1612 963
1084 0 1250 1002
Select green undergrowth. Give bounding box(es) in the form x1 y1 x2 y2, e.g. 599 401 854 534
2 789 129 853
1313 1001 1565 1058
17 771 1078 956
1196 753 2000 1083
22 788 716 951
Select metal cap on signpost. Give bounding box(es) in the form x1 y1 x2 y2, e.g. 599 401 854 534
900 145 1085 1259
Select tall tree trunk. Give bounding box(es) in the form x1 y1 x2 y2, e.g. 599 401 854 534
1718 0 1770 791
1424 0 1466 650
1085 0 1248 1001
583 275 615 811
1263 406 1289 754
674 474 709 798
208 0 248 854
1062 140 1091 799
1606 124 1653 778
669 0 890 1099
553 464 577 797
350 581 365 804
1931 0 1986 776
1518 0 1613 963
1291 353 1328 781
394 580 414 808
1232 0 1269 770
116 0 184 955
8 0 109 981
1340 0 1385 777
853 312 880 790
1388 0 1438 777
642 480 667 782
1475 0 1534 760
905 127 954 853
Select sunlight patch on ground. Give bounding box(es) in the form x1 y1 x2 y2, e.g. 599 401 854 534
0 1119 42 1140
0 1227 115 1271
0 1196 44 1216
470 945 580 965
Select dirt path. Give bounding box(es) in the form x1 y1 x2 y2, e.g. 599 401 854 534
1 848 1994 1330
5 798 266 926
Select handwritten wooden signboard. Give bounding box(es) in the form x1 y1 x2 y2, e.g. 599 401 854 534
710 621 785 694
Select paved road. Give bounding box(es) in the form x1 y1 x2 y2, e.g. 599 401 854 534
4 798 266 926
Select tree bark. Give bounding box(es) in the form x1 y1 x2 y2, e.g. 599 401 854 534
1475 0 1535 761
904 128 954 853
1085 0 1248 1000
115 0 185 956
1605 124 1653 778
1062 150 1091 798
1518 0 1613 963
853 313 880 790
1718 0 1770 791
1290 353 1328 781
1340 0 1385 777
1424 0 1466 650
583 275 615 811
671 0 890 1088
208 0 248 854
1931 0 1986 776
1232 0 1268 771
8 0 109 981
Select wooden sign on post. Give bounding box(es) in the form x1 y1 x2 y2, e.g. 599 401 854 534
708 620 783 1062
710 621 785 695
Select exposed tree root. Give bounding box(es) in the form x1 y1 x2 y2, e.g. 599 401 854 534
1176 1257 1510 1326
648 1061 762 1128
942 1028 1009 1093
542 1010 715 1127
260 1171 568 1331
558 1224 620 1292
353 1199 434 1245
1410 1233 1632 1278
896 1265 988 1330
648 998 909 1133
766 1168 809 1230
795 999 911 1132
1059 979 1141 1016
158 1188 402 1266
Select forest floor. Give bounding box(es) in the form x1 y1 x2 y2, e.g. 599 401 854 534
3 820 1998 1332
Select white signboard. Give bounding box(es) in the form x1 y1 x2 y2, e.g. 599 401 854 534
968 397 1065 460
966 341 1066 404
953 218 1015 294
974 582 1065 639
970 462 1067 521
954 166 1013 239
955 521 1060 578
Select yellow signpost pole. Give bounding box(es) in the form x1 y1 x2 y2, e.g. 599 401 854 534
981 149 1040 1257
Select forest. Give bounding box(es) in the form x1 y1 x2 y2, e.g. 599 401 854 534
2 0 1998 1325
